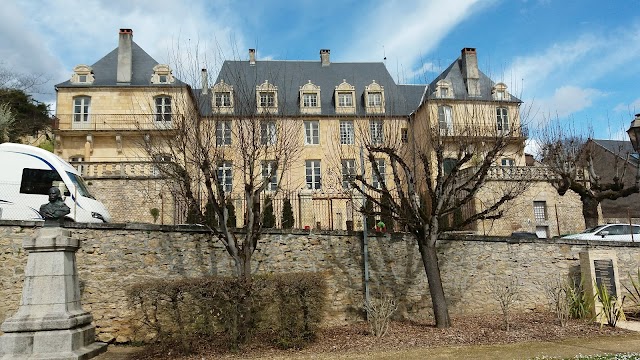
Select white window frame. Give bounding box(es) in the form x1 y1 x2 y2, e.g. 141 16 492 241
303 93 318 107
259 91 275 107
368 92 382 107
155 96 172 122
217 161 233 193
497 107 509 133
533 201 547 221
370 120 384 145
304 120 320 145
73 96 91 123
261 121 277 145
341 159 356 189
262 161 278 191
216 121 232 146
339 120 354 145
215 92 232 107
338 92 353 107
372 158 386 189
438 105 453 136
305 160 321 190
501 158 515 166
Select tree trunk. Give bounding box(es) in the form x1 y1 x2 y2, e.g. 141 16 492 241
418 241 451 328
581 196 600 229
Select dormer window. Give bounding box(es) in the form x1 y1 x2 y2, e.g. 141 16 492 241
364 80 385 114
151 64 175 84
299 80 321 114
436 80 452 99
256 80 278 114
335 80 356 114
212 80 234 114
71 65 94 84
492 83 510 101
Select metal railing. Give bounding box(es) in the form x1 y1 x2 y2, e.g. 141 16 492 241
54 114 182 131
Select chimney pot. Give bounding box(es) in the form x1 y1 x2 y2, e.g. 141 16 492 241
320 49 330 66
249 49 256 65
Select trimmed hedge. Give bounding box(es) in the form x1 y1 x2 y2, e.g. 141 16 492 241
127 272 326 352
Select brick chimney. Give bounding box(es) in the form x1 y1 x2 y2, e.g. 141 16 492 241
117 29 133 84
320 49 330 66
461 47 480 97
249 49 256 65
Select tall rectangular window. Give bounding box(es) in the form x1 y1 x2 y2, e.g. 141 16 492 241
259 92 275 107
261 121 277 145
73 96 91 123
372 158 385 189
370 120 384 145
341 159 356 189
216 121 232 145
533 201 547 221
304 121 320 145
155 96 172 122
215 92 231 107
305 160 321 190
368 92 382 106
303 93 317 107
338 92 353 107
217 161 233 193
340 120 354 145
262 161 278 191
501 158 515 166
401 128 408 143
438 105 453 135
496 107 509 132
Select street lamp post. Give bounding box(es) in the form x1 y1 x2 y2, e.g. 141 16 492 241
627 113 640 153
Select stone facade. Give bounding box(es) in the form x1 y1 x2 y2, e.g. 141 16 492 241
3 222 640 344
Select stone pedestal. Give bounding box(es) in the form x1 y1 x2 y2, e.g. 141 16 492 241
0 227 107 359
580 250 623 324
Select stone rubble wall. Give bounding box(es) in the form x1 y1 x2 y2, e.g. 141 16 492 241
2 222 640 343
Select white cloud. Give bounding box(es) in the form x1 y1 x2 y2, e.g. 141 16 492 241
529 85 601 125
614 98 640 115
342 0 496 82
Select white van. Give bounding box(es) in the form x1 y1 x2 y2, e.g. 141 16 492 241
0 143 111 223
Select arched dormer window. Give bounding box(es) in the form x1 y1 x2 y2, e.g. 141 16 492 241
71 65 94 84
334 79 355 114
436 80 452 99
256 80 278 114
364 80 385 114
151 64 175 84
299 80 321 114
492 82 510 101
212 80 234 114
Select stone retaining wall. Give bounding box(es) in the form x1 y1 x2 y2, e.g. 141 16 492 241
2 221 640 343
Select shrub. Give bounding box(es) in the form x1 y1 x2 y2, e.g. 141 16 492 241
226 200 237 228
380 193 394 232
262 196 275 228
364 293 397 337
149 208 160 223
281 197 294 229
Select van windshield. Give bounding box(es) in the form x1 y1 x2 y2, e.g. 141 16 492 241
66 172 95 199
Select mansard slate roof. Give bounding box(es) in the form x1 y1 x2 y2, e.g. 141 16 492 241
56 42 186 88
206 60 425 117
592 139 639 164
423 56 522 103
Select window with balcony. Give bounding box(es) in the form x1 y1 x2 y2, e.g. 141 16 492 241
73 96 91 124
372 158 385 189
304 121 319 145
438 105 453 136
154 96 172 122
262 161 278 191
370 120 384 145
496 107 509 133
305 160 321 190
216 121 232 146
340 120 354 145
341 159 356 189
261 121 277 145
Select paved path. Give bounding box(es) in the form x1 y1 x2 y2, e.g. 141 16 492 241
94 334 640 360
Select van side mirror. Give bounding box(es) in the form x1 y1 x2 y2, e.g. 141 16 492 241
599 231 609 238
64 190 71 196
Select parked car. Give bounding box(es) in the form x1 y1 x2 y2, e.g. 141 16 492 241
562 224 640 242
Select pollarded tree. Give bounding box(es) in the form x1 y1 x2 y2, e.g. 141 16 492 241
538 122 640 228
345 96 529 328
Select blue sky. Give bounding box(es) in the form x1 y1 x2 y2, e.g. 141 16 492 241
2 0 640 143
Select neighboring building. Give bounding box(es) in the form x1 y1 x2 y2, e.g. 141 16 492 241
590 139 640 224
52 29 585 235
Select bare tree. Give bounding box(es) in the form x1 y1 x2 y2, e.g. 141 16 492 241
347 100 529 328
538 122 640 228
